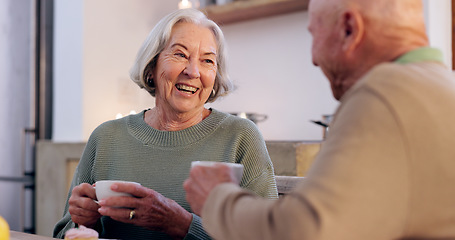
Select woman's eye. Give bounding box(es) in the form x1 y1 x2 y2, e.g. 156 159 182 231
204 59 215 64
175 53 186 58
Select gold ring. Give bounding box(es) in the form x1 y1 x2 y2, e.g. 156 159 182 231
129 210 136 220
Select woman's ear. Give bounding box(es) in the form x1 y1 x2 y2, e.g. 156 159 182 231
341 10 364 53
144 60 156 81
143 67 155 88
146 72 154 80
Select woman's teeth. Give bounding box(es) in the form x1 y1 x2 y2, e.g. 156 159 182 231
176 84 198 94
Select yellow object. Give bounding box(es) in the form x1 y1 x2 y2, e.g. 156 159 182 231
0 216 10 240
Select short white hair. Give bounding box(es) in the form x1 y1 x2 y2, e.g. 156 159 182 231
129 8 233 102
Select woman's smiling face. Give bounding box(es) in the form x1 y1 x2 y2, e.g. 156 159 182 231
153 22 218 115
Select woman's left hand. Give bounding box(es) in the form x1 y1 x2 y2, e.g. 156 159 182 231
97 182 193 239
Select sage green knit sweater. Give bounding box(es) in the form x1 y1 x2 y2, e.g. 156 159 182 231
53 108 278 240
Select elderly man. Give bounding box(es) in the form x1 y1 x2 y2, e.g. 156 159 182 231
184 0 455 239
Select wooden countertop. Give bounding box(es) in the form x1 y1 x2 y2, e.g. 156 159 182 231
10 231 57 240
10 231 114 240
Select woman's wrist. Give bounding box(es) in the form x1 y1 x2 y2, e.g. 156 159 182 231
166 210 193 239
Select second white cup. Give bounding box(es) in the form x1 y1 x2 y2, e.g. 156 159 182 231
191 161 244 183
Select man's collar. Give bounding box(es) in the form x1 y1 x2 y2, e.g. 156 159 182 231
395 47 443 64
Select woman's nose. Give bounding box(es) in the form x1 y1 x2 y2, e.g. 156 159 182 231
183 59 201 79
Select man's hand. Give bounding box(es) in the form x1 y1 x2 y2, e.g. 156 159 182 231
183 163 238 215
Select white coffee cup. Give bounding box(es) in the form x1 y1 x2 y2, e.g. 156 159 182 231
95 180 141 201
191 161 244 183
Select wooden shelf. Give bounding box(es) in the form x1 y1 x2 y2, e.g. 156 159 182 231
201 0 309 25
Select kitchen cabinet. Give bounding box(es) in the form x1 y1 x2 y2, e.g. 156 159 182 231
202 0 309 25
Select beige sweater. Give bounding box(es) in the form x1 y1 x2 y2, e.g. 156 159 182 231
202 59 455 239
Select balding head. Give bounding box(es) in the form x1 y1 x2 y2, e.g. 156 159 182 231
310 0 426 33
349 0 427 39
308 0 428 100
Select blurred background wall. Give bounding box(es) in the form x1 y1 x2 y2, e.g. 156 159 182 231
52 0 452 142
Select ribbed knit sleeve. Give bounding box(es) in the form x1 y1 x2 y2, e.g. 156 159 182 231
53 128 100 238
226 115 278 199
53 108 277 239
184 214 211 240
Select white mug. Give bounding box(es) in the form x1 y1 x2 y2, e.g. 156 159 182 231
95 180 141 201
191 161 244 183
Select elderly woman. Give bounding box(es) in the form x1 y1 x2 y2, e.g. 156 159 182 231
53 8 277 240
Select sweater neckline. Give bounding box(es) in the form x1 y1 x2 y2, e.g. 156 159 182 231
127 108 227 147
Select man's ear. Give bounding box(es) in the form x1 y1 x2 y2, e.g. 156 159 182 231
341 10 364 53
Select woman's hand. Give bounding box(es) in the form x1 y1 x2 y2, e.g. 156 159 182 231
97 182 193 239
68 183 101 228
